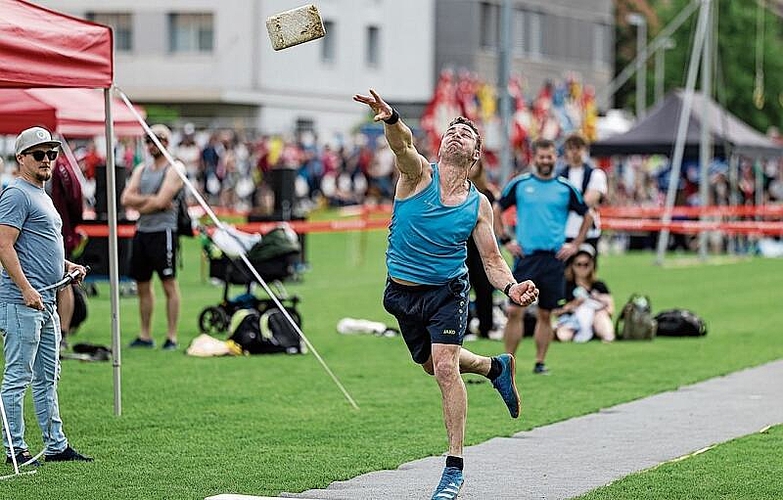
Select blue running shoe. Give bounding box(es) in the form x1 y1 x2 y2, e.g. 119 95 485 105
492 353 521 418
431 466 464 500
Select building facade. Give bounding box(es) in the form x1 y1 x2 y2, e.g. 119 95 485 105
35 0 435 140
435 0 614 108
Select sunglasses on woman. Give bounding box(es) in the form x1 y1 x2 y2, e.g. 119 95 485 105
23 150 59 161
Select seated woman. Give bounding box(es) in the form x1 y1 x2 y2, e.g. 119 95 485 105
555 244 615 343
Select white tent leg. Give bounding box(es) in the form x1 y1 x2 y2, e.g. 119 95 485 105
104 88 122 416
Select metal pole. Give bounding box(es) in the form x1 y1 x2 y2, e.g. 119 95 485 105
499 0 512 185
600 0 700 107
655 43 665 105
655 0 710 265
104 88 122 416
698 0 713 260
636 19 647 118
727 153 739 255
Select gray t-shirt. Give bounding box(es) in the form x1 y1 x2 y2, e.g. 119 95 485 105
0 178 65 304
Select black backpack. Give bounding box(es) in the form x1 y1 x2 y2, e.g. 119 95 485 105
654 309 707 337
71 284 88 331
176 190 195 238
228 307 305 354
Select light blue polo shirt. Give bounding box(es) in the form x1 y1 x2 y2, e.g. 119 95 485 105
497 173 587 253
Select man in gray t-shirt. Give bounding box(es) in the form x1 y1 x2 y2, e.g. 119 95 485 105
0 126 92 466
120 124 184 350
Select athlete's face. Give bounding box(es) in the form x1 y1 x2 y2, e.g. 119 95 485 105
439 124 480 164
533 145 557 178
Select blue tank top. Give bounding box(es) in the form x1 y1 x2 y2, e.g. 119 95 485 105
387 163 480 285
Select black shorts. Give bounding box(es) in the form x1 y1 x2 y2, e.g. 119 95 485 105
129 229 178 282
512 251 565 311
382 274 470 365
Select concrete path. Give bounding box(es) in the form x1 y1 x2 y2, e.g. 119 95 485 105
277 359 783 500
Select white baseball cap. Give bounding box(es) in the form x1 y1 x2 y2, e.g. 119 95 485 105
15 126 61 156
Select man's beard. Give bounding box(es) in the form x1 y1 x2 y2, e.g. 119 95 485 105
441 144 472 166
536 163 554 177
35 170 52 182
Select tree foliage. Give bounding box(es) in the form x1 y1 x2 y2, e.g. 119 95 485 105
615 0 783 134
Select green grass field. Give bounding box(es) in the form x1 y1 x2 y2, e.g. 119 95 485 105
1 229 781 499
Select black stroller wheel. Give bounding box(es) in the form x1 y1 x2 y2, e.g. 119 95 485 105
199 306 229 335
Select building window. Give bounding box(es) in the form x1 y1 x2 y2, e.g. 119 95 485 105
513 8 526 55
168 13 214 53
321 20 336 63
87 12 132 52
527 11 542 58
296 118 315 135
480 2 499 50
366 26 380 67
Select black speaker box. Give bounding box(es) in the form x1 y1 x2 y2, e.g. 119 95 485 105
267 168 297 216
76 228 133 278
94 165 127 221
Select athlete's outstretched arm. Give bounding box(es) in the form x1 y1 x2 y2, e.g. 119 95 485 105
353 89 428 182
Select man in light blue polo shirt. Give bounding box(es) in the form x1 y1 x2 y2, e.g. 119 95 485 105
495 138 595 375
0 126 92 467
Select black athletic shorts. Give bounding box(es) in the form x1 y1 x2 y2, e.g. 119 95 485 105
512 251 565 311
382 274 470 365
129 229 178 282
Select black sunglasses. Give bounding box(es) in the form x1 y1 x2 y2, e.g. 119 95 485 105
145 136 167 145
24 150 59 161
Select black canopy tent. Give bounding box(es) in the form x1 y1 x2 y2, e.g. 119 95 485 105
591 90 782 159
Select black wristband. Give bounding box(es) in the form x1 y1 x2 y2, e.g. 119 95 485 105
499 235 512 245
503 283 515 297
383 108 400 125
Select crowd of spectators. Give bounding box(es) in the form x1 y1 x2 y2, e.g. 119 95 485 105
3 125 782 220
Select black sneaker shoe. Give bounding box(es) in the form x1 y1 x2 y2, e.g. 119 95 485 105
533 362 550 375
129 337 155 348
5 449 40 467
162 339 178 351
45 446 93 462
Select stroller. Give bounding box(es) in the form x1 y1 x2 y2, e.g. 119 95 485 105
198 224 302 336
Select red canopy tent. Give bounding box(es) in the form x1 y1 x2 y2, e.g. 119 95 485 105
0 88 57 130
1 0 124 415
0 0 112 88
0 88 145 136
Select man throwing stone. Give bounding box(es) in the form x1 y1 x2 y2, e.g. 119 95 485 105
354 89 538 500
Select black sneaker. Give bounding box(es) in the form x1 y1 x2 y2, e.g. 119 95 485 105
129 337 155 348
533 362 550 375
5 449 40 467
45 446 93 462
162 339 178 351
